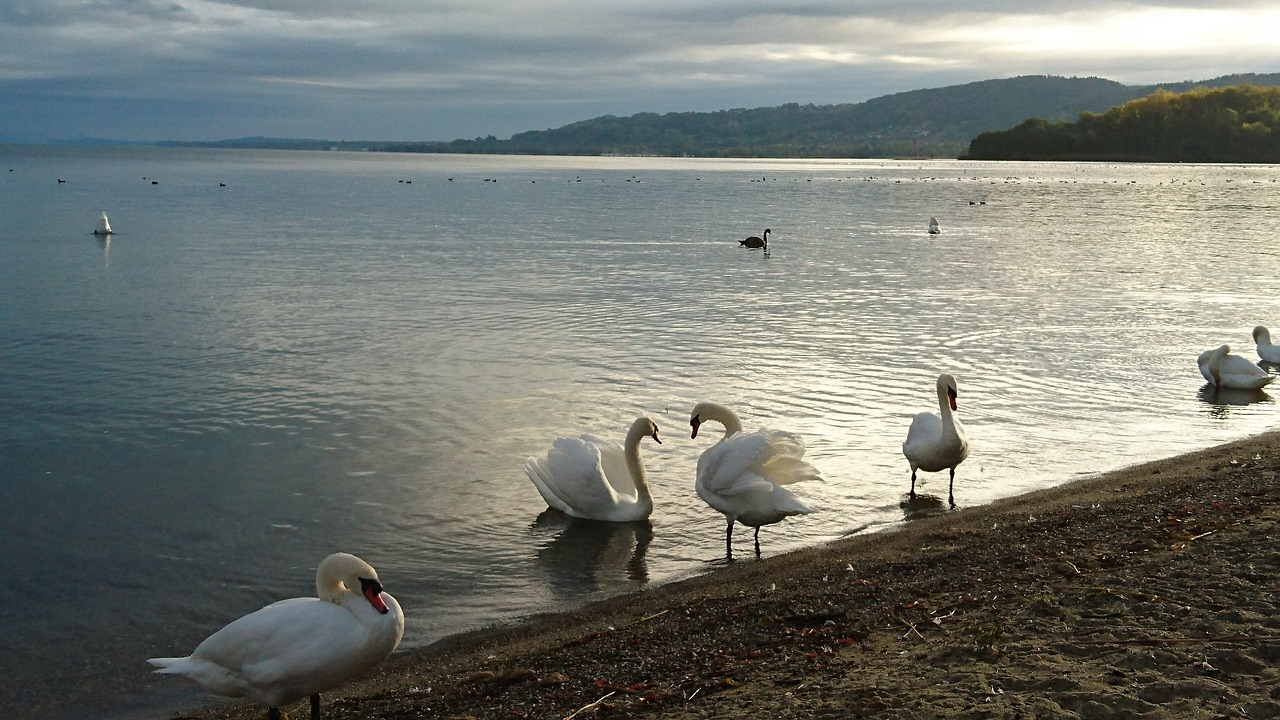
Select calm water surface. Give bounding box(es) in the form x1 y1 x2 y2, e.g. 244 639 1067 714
1 146 1277 719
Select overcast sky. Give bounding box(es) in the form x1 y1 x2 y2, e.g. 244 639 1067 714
2 1 1277 143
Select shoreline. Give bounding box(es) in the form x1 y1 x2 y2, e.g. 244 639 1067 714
169 429 1280 719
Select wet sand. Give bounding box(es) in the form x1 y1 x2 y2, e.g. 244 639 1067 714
167 430 1280 719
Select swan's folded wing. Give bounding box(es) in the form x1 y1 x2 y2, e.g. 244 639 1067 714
697 432 771 494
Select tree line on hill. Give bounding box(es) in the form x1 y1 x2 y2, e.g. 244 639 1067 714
963 85 1280 163
164 73 1280 162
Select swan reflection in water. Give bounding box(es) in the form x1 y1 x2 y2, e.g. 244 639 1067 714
531 510 653 597
1196 384 1273 420
900 493 949 521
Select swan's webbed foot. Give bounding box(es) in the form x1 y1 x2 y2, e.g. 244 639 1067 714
266 708 287 720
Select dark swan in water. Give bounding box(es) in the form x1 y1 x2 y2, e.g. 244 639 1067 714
740 228 770 249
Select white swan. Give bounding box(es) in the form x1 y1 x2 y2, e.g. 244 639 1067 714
689 402 820 557
902 373 970 506
1252 326 1280 364
1197 344 1274 390
93 212 112 235
525 416 661 522
149 552 404 720
927 216 940 234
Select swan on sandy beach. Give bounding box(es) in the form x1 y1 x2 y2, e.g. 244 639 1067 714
148 552 404 720
525 416 662 522
903 373 969 507
93 212 112 235
1252 326 1280 364
689 402 820 557
1197 344 1274 390
928 216 940 234
740 228 770 249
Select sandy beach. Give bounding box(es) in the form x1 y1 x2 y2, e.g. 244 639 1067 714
167 430 1280 720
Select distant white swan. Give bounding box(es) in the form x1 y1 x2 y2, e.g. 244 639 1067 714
928 216 940 234
689 402 820 557
903 373 969 506
149 552 403 720
93 212 112 235
1252 326 1280 364
1197 344 1274 390
525 416 661 522
740 228 770 249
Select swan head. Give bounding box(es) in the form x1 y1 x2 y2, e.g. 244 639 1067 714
1254 326 1271 345
316 552 391 614
937 373 959 411
629 416 661 445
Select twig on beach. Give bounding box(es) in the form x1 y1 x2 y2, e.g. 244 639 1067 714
621 609 670 628
1189 530 1216 541
893 615 927 641
564 691 616 720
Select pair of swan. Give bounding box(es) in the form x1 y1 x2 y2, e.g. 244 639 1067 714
149 552 404 719
1197 344 1274 390
525 404 822 556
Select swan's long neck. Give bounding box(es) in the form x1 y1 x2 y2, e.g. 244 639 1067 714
623 423 652 499
936 383 957 435
706 403 744 438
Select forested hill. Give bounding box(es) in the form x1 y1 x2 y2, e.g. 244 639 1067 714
170 73 1280 158
963 84 1280 163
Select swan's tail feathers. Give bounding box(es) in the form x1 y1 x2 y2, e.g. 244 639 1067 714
524 460 574 515
147 656 192 674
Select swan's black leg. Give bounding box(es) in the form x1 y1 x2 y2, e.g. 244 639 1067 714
753 527 762 558
948 468 956 508
311 694 321 720
909 469 918 498
725 519 734 559
267 708 281 720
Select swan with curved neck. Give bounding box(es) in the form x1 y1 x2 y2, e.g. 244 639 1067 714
1197 344 1274 390
689 402 820 557
740 228 770 249
1252 326 1280 364
902 373 969 507
149 552 404 720
525 416 661 522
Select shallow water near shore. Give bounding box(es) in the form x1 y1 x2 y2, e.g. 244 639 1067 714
0 146 1277 719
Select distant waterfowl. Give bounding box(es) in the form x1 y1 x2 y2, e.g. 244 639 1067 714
928 216 940 234
1197 344 1274 390
1252 326 1280 363
149 552 404 720
689 402 820 557
92 212 113 236
740 228 770 249
525 416 662 522
57 178 65 184
903 373 969 507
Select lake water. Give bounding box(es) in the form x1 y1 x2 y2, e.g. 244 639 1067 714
1 145 1277 719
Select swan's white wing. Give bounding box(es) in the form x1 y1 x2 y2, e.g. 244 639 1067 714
903 412 943 454
1218 354 1274 388
756 428 820 485
152 598 367 707
525 435 624 518
697 432 772 495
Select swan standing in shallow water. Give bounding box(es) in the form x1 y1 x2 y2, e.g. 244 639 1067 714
149 552 404 720
902 373 969 506
525 416 661 522
93 212 112 235
1197 344 1274 390
689 402 820 557
1252 326 1280 364
740 228 770 249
